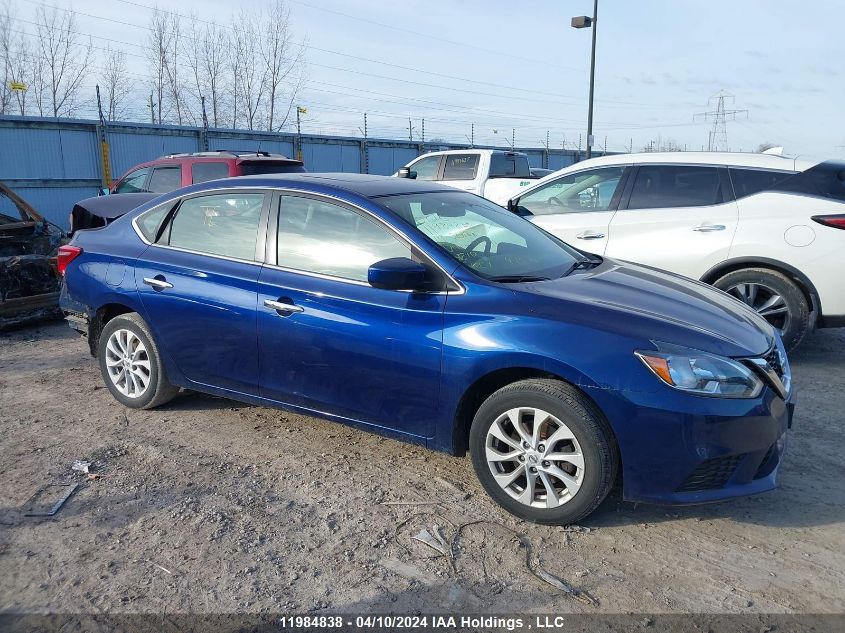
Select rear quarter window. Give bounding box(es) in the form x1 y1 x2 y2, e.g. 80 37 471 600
729 168 794 199
238 162 306 176
489 154 531 178
136 205 171 242
774 161 845 202
192 161 231 184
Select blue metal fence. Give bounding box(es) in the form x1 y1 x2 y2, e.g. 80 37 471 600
0 115 587 230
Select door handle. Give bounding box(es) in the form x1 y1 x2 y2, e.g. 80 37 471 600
692 224 726 232
576 231 606 240
143 277 173 290
264 299 304 314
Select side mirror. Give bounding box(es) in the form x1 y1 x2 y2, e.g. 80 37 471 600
397 167 417 179
97 187 110 196
508 198 530 216
368 257 427 291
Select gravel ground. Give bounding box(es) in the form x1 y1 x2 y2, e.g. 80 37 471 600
0 321 843 618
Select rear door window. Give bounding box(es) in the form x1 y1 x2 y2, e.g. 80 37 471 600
191 161 231 184
442 154 480 180
114 168 150 193
627 165 724 209
147 166 182 193
490 154 531 178
408 155 442 181
166 192 265 261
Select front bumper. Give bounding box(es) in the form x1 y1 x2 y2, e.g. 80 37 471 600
593 383 795 505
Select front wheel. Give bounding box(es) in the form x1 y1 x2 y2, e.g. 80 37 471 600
469 379 618 525
712 267 810 351
97 312 179 409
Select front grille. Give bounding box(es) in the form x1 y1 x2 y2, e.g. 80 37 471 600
676 455 743 493
763 348 784 380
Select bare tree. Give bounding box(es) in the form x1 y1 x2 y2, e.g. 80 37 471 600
185 15 229 128
33 3 92 117
0 0 12 115
162 11 188 125
261 0 306 131
100 47 132 121
231 8 266 130
146 9 172 124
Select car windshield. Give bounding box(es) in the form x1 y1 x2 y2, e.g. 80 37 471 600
377 191 585 280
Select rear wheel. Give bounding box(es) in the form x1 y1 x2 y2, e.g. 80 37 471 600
712 268 810 351
97 313 179 409
469 379 618 525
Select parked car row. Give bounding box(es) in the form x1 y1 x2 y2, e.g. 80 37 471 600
398 149 845 350
60 171 795 524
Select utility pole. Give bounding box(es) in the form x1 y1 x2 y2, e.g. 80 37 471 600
409 118 413 142
362 112 369 174
695 91 748 151
471 123 474 148
421 118 425 145
148 92 155 124
511 128 515 150
296 105 307 161
541 131 550 168
200 95 209 151
95 85 111 189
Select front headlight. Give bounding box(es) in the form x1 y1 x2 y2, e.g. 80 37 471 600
635 345 763 398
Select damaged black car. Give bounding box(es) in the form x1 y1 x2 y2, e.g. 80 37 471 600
0 182 66 329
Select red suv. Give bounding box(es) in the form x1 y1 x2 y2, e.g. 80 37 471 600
111 150 305 194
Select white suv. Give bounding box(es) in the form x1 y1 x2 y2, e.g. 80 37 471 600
508 152 845 349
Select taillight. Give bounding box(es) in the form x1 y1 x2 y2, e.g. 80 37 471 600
811 214 845 230
57 245 83 275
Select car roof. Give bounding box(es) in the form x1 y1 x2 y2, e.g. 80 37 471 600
558 151 818 172
196 172 460 197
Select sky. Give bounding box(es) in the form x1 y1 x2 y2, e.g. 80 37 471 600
7 0 845 159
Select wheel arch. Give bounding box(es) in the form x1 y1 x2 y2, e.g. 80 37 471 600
448 366 621 462
700 257 821 317
88 302 136 357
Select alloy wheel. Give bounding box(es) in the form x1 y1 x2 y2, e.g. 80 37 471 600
104 328 151 398
725 282 791 334
485 407 584 509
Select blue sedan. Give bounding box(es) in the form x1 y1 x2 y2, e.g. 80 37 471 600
59 174 794 524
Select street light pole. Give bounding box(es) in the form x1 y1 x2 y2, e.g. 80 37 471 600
586 0 598 159
572 0 599 160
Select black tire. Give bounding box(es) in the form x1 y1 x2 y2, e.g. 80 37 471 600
469 379 618 525
712 267 810 351
97 312 179 409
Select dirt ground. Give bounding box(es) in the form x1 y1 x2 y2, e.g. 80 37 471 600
0 321 843 619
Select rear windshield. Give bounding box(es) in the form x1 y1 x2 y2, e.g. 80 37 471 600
239 162 306 176
489 154 532 178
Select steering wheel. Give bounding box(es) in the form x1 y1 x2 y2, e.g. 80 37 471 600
548 195 568 207
463 235 492 255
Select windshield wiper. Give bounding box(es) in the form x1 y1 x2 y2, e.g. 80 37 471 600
488 275 551 283
561 256 603 278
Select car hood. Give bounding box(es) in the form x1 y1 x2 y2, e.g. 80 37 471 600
515 258 775 358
